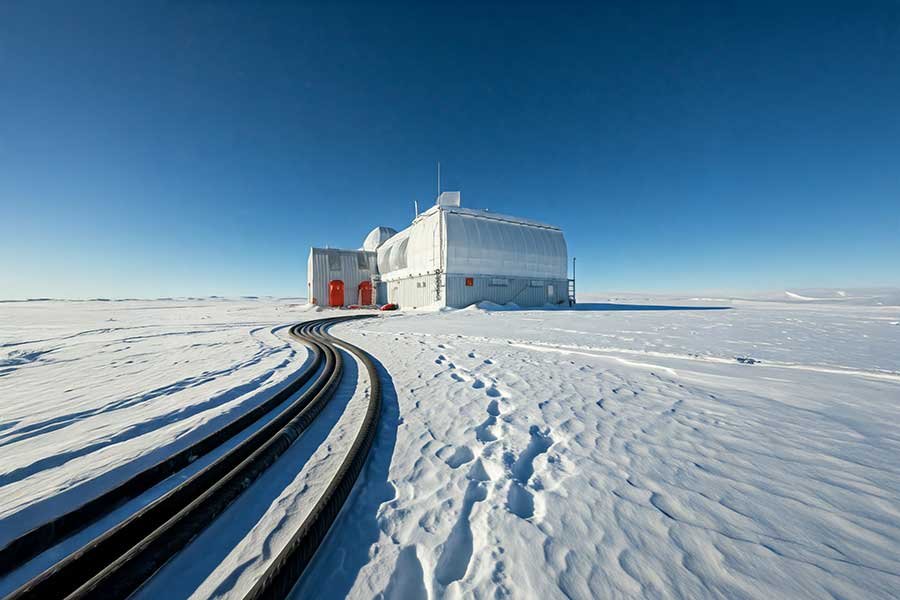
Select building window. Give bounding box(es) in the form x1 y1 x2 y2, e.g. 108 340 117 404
465 277 474 286
328 251 341 271
357 253 368 270
530 280 543 287
490 278 508 286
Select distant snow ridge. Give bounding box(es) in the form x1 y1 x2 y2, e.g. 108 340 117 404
784 291 817 301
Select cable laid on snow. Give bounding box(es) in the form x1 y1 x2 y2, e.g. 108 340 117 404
4 315 377 600
0 325 326 578
241 320 383 600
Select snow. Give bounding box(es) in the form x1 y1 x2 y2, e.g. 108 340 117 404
2 294 899 599
784 291 818 301
134 350 373 599
0 298 320 594
297 294 900 599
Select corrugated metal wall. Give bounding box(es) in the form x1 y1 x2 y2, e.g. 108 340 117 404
375 281 388 305
384 273 441 309
445 274 568 308
444 211 567 279
365 272 569 309
308 248 376 306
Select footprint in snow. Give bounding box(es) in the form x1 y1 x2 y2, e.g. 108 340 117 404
486 399 500 417
475 416 498 443
506 482 534 519
505 426 554 520
383 546 428 600
467 459 491 482
475 395 504 443
439 445 475 469
434 480 487 587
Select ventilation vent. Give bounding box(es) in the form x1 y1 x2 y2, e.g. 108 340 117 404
437 191 460 207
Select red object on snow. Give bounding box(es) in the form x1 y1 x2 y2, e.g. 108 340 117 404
347 304 362 309
358 280 373 305
379 303 398 311
328 280 345 307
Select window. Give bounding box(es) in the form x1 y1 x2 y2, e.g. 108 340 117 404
530 280 543 287
328 251 341 271
357 253 368 270
465 277 474 287
490 278 509 286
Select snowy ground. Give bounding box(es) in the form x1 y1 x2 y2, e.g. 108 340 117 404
0 298 326 594
1 294 899 599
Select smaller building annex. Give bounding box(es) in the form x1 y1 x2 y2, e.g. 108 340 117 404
307 248 377 307
307 191 572 309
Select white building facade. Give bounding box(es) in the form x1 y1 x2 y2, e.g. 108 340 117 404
308 192 570 309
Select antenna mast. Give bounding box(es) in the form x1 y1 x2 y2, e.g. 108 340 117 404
437 161 441 198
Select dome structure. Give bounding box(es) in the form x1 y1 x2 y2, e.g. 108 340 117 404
362 226 398 251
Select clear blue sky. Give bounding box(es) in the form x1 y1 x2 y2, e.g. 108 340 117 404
2 1 898 299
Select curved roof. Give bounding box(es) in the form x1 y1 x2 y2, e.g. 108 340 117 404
377 205 567 280
443 209 567 278
376 229 411 274
362 226 398 251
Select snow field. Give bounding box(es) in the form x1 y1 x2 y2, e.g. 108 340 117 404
1 296 898 600
0 299 319 594
134 346 373 599
297 300 900 599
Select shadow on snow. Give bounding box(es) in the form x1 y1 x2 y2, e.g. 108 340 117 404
290 352 402 599
479 302 732 312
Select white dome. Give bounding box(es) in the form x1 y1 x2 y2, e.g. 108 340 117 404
362 226 398 251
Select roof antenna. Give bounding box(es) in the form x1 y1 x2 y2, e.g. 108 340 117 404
437 161 441 198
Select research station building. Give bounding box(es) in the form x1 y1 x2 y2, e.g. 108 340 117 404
308 192 571 309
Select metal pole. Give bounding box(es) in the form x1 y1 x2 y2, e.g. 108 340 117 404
571 257 576 307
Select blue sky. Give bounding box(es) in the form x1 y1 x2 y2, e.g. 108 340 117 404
2 1 898 299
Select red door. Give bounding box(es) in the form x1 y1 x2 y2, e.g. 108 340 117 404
328 280 345 307
358 281 373 305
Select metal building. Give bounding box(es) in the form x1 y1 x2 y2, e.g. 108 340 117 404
307 191 571 309
307 248 377 307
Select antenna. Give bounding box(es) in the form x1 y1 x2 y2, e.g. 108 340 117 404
437 161 441 198
414 200 419 217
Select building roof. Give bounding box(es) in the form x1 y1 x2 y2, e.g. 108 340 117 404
415 203 561 231
362 226 399 251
